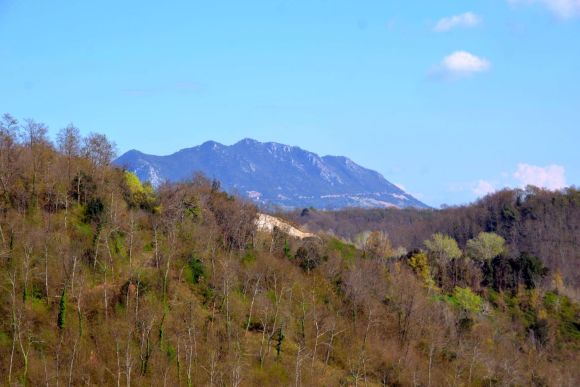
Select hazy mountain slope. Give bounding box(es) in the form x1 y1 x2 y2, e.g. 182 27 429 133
114 138 429 209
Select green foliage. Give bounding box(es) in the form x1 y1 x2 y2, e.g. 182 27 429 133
22 284 28 303
75 221 93 237
123 171 159 211
111 230 126 256
31 283 45 301
328 238 357 262
501 204 518 223
187 255 205 284
543 291 559 308
408 251 436 289
0 331 11 348
466 232 506 261
487 288 500 307
125 171 143 194
453 286 483 315
295 239 325 271
57 287 67 331
182 194 202 219
143 241 154 252
283 240 291 259
242 250 256 265
83 197 104 224
275 325 285 358
517 252 549 289
165 343 177 361
201 285 215 305
424 233 461 262
487 253 549 292
544 292 580 343
530 318 550 346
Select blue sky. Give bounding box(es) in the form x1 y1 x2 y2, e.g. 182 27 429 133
1 0 579 207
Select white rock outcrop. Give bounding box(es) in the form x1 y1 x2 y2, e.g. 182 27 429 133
256 213 316 240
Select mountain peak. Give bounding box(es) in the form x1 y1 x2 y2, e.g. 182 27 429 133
236 138 260 146
199 140 224 149
122 149 145 157
114 140 429 210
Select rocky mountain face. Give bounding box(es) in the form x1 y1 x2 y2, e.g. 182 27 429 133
114 139 429 209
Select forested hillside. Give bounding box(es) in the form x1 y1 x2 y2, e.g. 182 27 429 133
1 114 579 386
286 188 580 295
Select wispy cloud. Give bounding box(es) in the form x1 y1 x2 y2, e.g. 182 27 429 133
509 0 580 19
513 163 567 189
434 12 481 32
430 51 491 80
473 180 496 197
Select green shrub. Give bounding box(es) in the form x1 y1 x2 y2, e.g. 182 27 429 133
83 198 104 224
57 287 67 330
454 286 483 315
242 250 256 265
187 255 205 284
328 238 356 262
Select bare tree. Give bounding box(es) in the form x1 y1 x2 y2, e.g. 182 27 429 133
82 132 117 167
57 124 82 181
0 114 21 206
22 119 52 206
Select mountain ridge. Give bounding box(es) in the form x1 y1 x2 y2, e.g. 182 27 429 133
114 139 429 210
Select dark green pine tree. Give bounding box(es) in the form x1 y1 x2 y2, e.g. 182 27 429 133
57 287 67 330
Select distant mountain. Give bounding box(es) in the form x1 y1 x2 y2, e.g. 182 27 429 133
114 139 429 209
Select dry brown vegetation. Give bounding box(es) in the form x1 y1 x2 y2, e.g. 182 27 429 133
1 114 579 386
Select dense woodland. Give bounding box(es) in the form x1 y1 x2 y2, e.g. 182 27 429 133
1 114 579 386
285 188 580 296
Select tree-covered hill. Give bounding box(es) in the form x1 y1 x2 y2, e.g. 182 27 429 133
285 187 580 295
1 114 579 386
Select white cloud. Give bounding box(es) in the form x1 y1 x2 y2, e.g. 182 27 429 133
442 51 490 73
434 12 481 32
509 0 580 19
473 180 496 197
513 163 567 190
394 183 406 191
431 51 491 79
